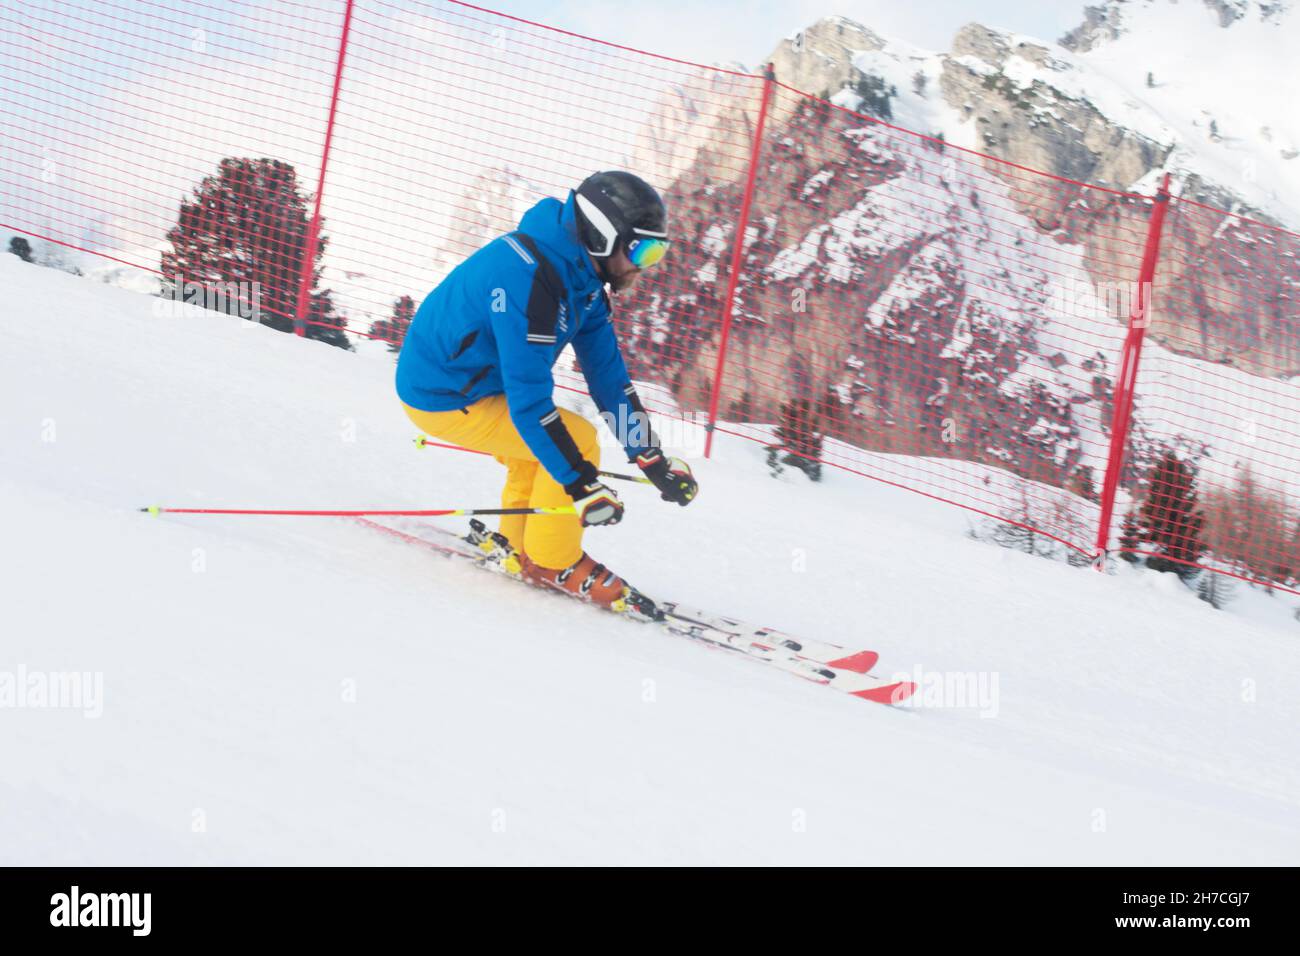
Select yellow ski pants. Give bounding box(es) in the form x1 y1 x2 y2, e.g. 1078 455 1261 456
402 395 600 569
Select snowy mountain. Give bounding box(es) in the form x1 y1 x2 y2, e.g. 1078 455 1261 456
766 2 1300 374
1063 0 1299 221
432 165 552 277
621 98 1103 490
776 1 1299 222
3 251 1299 865
612 1 1300 513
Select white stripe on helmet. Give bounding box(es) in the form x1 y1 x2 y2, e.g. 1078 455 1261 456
575 192 618 257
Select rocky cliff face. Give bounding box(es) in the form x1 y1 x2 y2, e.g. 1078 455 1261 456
630 65 759 192
612 0 1299 493
933 9 1300 379
618 92 1104 491
941 25 1169 193
434 166 547 277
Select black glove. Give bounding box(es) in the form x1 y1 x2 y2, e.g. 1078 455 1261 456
564 466 624 526
636 449 698 506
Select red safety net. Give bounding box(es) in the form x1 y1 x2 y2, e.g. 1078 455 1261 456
0 0 344 336
2 0 1298 594
627 76 1154 566
1121 198 1300 591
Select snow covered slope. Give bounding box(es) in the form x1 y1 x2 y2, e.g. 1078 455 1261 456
2 254 1298 865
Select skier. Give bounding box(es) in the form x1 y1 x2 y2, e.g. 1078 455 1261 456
396 171 698 612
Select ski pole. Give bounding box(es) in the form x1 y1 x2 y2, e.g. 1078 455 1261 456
140 505 575 518
413 434 652 485
595 469 651 485
413 435 492 456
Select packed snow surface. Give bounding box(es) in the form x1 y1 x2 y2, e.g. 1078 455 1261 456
2 255 1298 864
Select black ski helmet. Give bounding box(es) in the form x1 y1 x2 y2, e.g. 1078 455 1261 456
574 171 668 259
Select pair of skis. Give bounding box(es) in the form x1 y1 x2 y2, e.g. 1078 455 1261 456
360 516 916 706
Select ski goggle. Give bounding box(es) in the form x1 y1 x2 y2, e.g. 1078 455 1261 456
575 189 669 265
626 236 669 269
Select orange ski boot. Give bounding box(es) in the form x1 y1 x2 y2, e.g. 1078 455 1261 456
520 552 659 620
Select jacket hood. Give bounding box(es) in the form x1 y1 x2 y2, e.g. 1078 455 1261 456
517 193 602 292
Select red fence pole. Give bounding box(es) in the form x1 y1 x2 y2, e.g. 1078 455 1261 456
1094 172 1173 563
703 63 775 458
292 0 356 336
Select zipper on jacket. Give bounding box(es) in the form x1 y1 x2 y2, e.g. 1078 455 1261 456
459 365 493 396
449 329 479 360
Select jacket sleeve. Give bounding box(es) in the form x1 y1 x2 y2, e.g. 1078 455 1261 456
571 296 660 462
489 247 595 488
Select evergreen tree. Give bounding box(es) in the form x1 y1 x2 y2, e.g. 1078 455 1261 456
767 397 824 481
1202 464 1298 587
1287 518 1300 587
35 241 82 275
8 237 33 262
1067 465 1097 503
161 157 350 350
369 295 415 352
1119 450 1206 580
727 390 755 424
816 385 845 442
1194 570 1235 610
1119 509 1140 558
304 287 351 351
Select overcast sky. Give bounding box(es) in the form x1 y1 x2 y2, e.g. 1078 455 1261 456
479 0 1094 68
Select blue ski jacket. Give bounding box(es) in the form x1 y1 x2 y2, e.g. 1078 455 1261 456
396 192 657 487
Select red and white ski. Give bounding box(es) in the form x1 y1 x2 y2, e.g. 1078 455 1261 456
358 516 915 706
